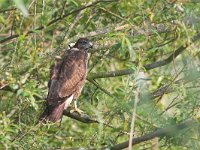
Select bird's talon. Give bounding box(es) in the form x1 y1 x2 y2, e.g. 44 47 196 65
70 108 84 115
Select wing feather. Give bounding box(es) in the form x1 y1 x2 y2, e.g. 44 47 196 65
58 53 87 98
47 50 87 106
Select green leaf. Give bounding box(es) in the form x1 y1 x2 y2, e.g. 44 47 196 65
29 94 38 110
125 37 135 61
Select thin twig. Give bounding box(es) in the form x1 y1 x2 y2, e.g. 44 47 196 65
62 8 86 48
0 8 17 13
0 0 117 43
87 79 113 98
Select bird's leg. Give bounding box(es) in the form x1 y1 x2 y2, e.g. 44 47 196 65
70 100 84 115
59 116 63 127
74 100 84 114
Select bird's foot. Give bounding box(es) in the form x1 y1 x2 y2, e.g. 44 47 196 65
70 107 84 115
70 100 84 115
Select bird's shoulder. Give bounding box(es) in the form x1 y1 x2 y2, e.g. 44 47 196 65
64 47 87 59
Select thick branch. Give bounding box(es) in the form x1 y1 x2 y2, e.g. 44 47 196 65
144 45 186 70
109 118 197 150
65 117 197 150
63 107 130 136
145 32 200 69
87 32 200 79
63 107 98 123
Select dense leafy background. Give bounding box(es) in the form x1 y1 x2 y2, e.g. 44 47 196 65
1 0 200 149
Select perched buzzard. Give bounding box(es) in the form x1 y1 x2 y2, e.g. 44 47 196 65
40 38 92 123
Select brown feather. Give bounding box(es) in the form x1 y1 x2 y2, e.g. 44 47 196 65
40 101 65 123
40 46 88 123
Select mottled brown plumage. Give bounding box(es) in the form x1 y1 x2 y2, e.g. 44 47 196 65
40 38 92 123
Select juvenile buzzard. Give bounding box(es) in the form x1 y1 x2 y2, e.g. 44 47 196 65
40 38 92 123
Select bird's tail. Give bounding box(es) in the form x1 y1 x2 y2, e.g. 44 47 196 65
40 102 65 123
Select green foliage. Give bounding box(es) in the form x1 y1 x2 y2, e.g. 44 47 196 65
1 0 200 149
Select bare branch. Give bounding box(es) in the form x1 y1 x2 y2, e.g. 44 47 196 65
87 32 200 79
63 107 129 135
145 32 200 70
63 107 98 123
109 119 197 150
87 69 134 79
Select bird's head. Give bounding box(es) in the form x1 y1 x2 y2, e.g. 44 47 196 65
74 38 93 51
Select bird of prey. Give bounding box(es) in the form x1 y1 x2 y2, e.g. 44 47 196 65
40 38 92 123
